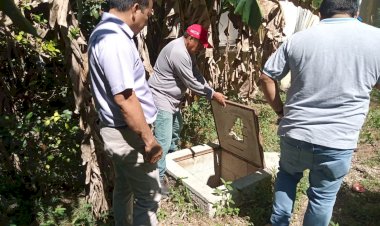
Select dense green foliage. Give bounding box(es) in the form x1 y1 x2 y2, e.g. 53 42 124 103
0 32 85 223
0 1 97 224
181 97 218 147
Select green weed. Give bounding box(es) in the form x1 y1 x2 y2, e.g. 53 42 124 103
362 149 380 168
212 178 240 217
71 199 97 225
329 221 340 226
181 97 217 147
359 90 380 145
36 198 68 226
157 208 168 221
169 177 199 215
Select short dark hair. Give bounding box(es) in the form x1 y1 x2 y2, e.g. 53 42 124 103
319 0 359 18
109 0 149 12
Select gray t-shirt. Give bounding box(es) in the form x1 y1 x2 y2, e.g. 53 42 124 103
263 18 380 149
148 37 214 113
88 13 157 127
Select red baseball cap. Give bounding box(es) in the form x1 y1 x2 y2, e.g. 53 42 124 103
186 24 213 48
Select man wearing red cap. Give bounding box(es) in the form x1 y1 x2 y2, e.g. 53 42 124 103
148 24 226 196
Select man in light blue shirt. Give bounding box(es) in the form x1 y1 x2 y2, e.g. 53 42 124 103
88 0 162 225
260 0 380 225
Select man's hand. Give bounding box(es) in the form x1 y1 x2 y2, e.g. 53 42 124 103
212 92 227 107
144 138 163 164
114 90 163 164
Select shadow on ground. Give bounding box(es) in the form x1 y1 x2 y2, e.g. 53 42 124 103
332 181 380 226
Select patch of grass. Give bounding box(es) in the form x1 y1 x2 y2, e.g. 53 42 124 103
362 149 380 168
255 104 280 152
157 208 168 222
361 177 380 191
181 97 217 147
36 204 68 226
359 90 380 145
250 92 282 152
33 197 110 226
370 89 380 102
239 178 273 226
71 199 109 226
169 177 200 216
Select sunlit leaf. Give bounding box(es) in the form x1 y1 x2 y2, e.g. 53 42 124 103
47 155 54 161
44 119 51 126
26 112 33 120
53 111 61 122
54 206 66 216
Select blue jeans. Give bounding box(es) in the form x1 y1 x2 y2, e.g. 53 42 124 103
270 136 354 226
153 109 183 179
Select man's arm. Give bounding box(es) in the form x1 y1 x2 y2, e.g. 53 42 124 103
114 89 162 163
194 69 227 106
259 73 284 117
174 56 227 106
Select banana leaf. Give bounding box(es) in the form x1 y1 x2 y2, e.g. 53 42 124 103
225 0 263 30
0 0 38 36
